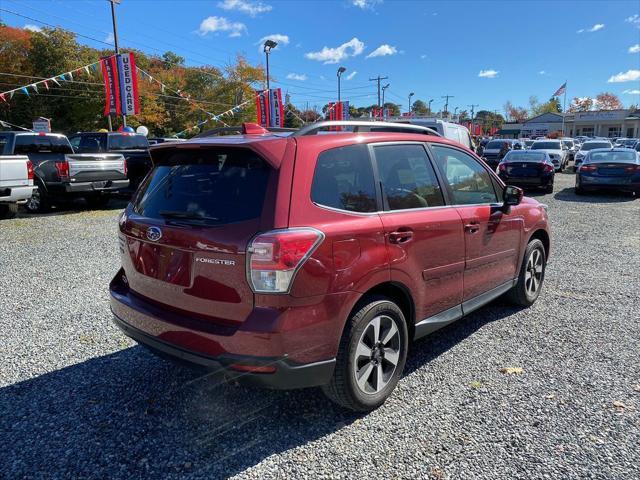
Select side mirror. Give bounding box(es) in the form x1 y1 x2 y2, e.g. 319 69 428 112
503 185 523 209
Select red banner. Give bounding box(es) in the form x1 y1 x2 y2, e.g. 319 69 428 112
269 88 284 128
100 56 120 117
255 90 269 126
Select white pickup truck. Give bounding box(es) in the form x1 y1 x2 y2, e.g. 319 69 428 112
0 155 34 219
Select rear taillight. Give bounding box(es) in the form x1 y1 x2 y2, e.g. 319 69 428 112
123 158 128 177
247 228 324 293
624 165 640 173
26 160 34 180
498 163 506 172
54 160 70 181
543 163 554 173
579 164 596 172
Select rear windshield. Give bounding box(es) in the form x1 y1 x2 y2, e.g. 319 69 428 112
0 135 8 154
14 134 73 154
133 149 272 225
504 152 547 162
74 134 107 152
531 141 561 150
587 151 637 163
108 134 149 150
562 140 574 148
485 140 508 149
582 142 611 151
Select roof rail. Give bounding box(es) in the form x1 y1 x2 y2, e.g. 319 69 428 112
292 120 442 137
194 124 297 138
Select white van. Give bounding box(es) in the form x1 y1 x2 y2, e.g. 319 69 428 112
389 118 474 149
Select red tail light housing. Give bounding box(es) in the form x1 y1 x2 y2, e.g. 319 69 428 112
543 163 554 173
123 158 128 177
26 160 34 181
498 163 506 172
54 160 70 181
579 164 596 172
247 228 324 293
624 164 640 173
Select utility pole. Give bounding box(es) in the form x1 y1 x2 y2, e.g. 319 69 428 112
428 99 434 115
468 103 479 134
441 95 454 118
381 83 390 117
108 0 125 129
369 75 389 108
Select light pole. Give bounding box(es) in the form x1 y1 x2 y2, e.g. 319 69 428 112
428 98 434 115
381 83 389 117
454 106 458 120
263 39 277 91
408 92 414 115
337 67 346 103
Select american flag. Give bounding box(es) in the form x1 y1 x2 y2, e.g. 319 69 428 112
553 82 567 97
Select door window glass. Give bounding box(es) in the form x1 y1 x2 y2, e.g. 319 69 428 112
374 144 444 210
431 145 498 205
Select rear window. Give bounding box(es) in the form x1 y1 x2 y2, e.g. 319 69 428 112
311 144 377 213
531 141 561 150
504 152 547 162
587 151 637 163
133 149 272 225
582 142 611 151
485 140 508 149
14 135 73 154
108 134 149 150
0 135 8 154
73 134 108 152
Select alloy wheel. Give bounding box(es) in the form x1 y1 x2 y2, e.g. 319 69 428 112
524 248 543 296
352 315 401 395
26 188 41 212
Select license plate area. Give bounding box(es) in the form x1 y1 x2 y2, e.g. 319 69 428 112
92 180 112 189
130 242 192 286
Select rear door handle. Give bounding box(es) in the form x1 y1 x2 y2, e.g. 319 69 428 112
389 230 414 244
464 222 480 234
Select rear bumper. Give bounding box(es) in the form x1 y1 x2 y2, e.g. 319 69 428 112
64 179 129 193
0 185 34 202
112 313 335 389
109 270 340 389
578 175 640 191
499 175 553 188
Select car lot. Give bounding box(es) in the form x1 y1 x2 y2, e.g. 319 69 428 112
0 173 638 479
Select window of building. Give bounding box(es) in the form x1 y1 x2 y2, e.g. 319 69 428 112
581 127 594 136
627 128 635 138
607 127 621 138
311 144 378 213
374 144 444 210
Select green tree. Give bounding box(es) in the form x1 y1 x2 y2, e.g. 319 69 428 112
411 99 429 116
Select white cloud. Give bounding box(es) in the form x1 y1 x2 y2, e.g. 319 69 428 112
625 14 640 28
286 73 307 81
105 32 114 44
478 69 499 78
538 70 546 75
346 71 357 80
420 54 427 59
198 16 247 37
577 23 605 33
23 24 42 32
305 37 365 64
352 0 382 9
607 69 640 83
366 44 397 58
217 0 271 17
256 33 289 51
629 44 640 53
622 89 640 94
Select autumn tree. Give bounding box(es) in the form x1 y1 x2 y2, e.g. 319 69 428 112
595 92 623 110
568 97 594 112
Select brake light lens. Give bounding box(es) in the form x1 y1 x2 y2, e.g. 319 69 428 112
579 164 596 172
54 160 70 180
123 158 128 177
498 163 506 172
247 228 324 293
543 163 554 173
26 160 34 180
624 164 640 173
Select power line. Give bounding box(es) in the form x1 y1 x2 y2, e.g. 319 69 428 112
369 75 389 107
441 95 454 115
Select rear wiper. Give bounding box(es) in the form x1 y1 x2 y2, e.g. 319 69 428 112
158 210 220 222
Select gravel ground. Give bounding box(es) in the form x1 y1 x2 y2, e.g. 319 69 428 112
1 174 639 479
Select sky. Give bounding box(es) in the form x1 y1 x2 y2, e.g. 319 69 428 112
2 0 640 114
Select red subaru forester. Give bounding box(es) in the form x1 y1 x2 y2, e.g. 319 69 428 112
110 121 550 411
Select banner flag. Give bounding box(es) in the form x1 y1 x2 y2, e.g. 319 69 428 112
43 80 49 90
0 93 5 103
84 66 90 75
341 101 350 120
101 56 121 116
117 53 140 116
68 71 73 81
269 88 284 128
32 84 38 94
553 82 567 97
21 87 29 96
255 90 270 126
51 77 60 86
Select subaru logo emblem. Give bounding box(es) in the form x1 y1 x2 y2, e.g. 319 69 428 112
146 226 162 242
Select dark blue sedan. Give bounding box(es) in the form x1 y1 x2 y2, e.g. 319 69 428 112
575 149 640 195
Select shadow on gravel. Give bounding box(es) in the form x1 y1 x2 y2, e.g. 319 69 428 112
16 196 129 219
0 299 524 478
0 346 359 478
553 187 636 204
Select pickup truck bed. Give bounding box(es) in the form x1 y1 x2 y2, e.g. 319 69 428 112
0 155 34 219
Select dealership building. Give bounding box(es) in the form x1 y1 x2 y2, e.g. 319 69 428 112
499 109 640 138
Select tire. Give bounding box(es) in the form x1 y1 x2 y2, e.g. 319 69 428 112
505 239 546 307
86 194 110 209
0 203 18 219
25 182 51 213
322 296 409 412
545 183 554 194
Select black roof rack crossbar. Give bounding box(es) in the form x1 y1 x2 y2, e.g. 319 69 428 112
194 126 297 138
291 120 442 137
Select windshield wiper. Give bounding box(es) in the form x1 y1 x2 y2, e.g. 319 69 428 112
158 210 220 222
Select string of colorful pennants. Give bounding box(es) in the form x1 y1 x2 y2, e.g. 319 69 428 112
0 59 106 103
